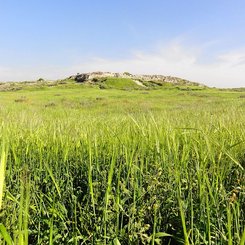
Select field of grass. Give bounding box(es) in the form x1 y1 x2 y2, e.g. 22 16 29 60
0 80 244 244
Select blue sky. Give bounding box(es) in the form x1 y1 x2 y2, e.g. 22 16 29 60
0 0 245 87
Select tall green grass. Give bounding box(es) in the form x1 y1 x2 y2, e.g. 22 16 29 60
0 142 7 211
0 87 244 244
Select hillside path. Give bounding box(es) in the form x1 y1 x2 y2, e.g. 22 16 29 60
133 80 146 87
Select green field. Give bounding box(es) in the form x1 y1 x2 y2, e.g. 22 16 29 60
0 79 244 244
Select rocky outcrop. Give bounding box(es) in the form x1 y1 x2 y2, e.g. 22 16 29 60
74 73 90 83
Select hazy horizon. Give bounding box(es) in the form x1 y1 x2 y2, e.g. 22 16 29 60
1 0 245 88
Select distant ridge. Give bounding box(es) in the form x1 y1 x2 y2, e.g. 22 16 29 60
69 71 206 87
0 71 211 92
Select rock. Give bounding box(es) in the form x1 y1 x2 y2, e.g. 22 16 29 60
74 73 89 83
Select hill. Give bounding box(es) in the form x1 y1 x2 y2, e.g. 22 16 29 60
0 72 206 92
71 71 205 88
1 72 245 92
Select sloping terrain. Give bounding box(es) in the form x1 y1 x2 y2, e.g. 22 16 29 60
0 72 207 92
72 71 205 87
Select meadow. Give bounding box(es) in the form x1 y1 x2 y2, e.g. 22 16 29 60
0 80 244 244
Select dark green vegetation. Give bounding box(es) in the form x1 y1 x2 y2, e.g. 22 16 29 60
0 78 244 244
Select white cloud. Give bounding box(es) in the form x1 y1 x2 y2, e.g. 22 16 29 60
218 51 245 67
0 66 11 79
0 41 245 88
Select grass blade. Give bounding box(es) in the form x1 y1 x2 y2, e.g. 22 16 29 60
0 146 7 210
0 223 13 245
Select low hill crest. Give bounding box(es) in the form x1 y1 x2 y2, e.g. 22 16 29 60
70 71 205 87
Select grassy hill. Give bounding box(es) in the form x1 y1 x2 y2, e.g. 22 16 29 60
0 76 207 92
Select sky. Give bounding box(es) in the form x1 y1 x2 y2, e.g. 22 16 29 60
0 0 245 88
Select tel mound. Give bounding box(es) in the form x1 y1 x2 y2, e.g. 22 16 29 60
70 71 205 88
